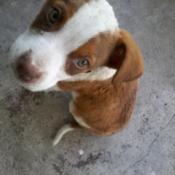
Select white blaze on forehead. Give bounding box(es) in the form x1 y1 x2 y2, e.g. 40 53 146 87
42 0 119 54
10 0 119 91
59 0 119 52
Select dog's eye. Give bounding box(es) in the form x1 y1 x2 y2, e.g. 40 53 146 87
48 7 62 24
74 58 90 69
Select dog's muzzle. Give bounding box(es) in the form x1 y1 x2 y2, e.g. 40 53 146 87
13 50 42 83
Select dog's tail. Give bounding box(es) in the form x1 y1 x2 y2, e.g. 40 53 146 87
53 123 80 146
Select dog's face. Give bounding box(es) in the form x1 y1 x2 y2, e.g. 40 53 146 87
9 0 119 92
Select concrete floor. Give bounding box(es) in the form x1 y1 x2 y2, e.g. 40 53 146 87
0 0 175 174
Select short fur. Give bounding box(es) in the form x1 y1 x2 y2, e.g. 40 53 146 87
53 30 144 145
9 0 118 92
9 0 144 146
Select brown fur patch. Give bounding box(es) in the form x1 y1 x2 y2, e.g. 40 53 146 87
58 79 138 135
32 0 90 31
65 32 117 75
57 30 144 135
110 30 144 83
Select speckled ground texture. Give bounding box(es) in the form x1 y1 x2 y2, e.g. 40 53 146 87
0 0 175 174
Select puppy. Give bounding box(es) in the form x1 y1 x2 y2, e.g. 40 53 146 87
9 0 144 146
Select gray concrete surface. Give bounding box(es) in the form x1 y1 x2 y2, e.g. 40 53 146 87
0 0 175 174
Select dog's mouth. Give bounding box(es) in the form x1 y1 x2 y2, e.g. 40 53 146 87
17 73 43 85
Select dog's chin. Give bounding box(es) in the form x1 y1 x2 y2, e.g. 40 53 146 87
19 80 58 92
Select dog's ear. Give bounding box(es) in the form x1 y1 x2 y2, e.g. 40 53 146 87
108 30 144 84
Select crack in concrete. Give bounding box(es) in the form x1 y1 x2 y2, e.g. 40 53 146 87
122 114 175 175
73 152 102 168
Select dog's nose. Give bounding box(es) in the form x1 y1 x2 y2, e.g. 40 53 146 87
15 52 42 83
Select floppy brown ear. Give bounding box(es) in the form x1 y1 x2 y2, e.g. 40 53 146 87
108 30 144 84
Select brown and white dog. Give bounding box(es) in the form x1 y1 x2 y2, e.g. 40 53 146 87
9 0 144 146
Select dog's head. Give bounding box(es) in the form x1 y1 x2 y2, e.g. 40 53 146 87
9 0 143 92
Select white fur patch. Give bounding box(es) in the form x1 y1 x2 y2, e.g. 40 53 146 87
61 0 119 53
53 124 75 146
74 116 91 129
68 67 116 82
9 0 119 92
